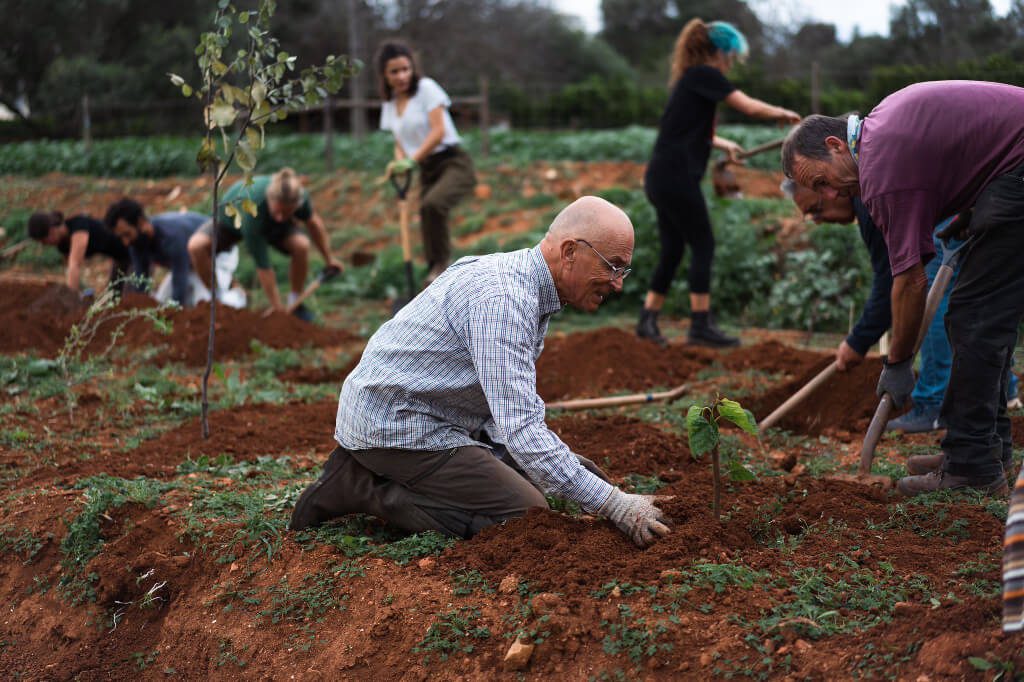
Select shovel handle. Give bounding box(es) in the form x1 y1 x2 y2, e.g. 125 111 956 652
545 383 689 411
760 361 838 431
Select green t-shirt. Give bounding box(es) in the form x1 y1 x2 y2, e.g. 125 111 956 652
219 175 313 269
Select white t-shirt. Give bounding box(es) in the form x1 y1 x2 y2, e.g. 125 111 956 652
380 77 461 158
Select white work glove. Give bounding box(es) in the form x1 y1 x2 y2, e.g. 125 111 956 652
598 488 672 547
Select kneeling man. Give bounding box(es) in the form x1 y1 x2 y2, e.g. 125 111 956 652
291 196 671 547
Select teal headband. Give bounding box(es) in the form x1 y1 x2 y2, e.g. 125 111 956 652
708 21 749 57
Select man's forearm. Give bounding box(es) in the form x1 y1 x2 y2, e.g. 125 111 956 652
888 265 928 362
256 268 283 309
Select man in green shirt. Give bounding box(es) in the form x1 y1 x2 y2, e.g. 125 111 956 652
188 168 343 318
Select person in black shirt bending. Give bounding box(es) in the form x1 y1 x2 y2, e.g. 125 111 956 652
637 19 800 348
27 210 132 293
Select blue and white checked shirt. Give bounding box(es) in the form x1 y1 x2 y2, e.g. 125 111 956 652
335 245 615 512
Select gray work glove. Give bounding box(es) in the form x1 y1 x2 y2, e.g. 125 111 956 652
877 357 915 408
598 488 672 547
578 454 611 483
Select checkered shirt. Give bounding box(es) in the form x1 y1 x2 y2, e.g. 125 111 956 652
335 245 614 512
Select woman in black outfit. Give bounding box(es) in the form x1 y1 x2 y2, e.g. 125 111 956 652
637 19 800 347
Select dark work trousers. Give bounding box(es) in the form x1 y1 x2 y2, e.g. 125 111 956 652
334 444 547 539
941 162 1024 479
418 146 476 268
645 171 715 295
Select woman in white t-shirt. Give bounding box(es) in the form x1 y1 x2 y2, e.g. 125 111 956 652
377 41 477 285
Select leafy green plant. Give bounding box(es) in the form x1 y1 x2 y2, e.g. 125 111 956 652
686 397 758 521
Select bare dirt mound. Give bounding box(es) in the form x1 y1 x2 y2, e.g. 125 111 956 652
745 354 884 436
720 339 823 376
0 282 358 363
549 413 693 480
24 399 338 485
537 328 718 401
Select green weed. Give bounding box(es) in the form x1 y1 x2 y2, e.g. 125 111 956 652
413 607 491 663
601 604 675 667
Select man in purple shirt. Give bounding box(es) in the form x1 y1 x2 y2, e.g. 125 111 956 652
781 80 1024 496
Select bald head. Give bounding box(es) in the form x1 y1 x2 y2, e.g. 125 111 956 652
540 196 634 313
545 195 633 244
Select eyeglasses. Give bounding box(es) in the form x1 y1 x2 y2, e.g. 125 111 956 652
575 239 632 281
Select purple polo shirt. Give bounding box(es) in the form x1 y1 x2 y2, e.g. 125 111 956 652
859 81 1024 275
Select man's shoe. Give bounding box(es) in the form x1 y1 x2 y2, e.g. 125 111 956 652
688 312 739 348
896 469 1008 497
636 308 668 347
885 404 942 433
291 303 315 323
906 453 945 475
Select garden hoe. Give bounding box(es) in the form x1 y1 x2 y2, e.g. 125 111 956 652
711 137 787 199
759 361 839 431
858 233 972 477
285 264 342 315
389 168 417 315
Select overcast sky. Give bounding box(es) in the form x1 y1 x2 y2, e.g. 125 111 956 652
550 0 1015 42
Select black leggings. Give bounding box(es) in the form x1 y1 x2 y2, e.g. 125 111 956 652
647 179 714 295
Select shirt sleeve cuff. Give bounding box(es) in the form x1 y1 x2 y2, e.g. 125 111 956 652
560 468 615 514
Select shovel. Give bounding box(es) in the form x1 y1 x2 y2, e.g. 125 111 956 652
759 361 839 431
858 235 971 476
389 169 416 314
285 264 342 315
711 137 787 198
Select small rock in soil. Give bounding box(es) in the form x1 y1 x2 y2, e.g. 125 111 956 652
659 569 683 582
503 638 535 671
498 574 518 594
417 557 435 570
699 652 713 667
530 592 561 615
794 639 812 653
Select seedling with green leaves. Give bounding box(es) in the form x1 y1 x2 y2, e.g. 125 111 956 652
168 0 358 438
685 397 758 521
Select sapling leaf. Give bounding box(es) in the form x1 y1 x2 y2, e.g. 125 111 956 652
718 398 759 435
236 138 257 171
686 405 718 457
241 198 258 218
968 657 994 671
726 457 756 482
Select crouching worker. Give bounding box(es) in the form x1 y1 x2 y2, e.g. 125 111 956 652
27 210 131 294
188 168 342 321
105 199 244 308
290 196 672 547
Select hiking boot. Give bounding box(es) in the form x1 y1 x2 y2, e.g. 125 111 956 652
291 303 315 323
896 469 1008 497
636 308 667 347
906 453 945 475
688 312 739 348
885 404 942 433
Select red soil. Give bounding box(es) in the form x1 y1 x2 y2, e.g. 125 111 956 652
0 281 357 364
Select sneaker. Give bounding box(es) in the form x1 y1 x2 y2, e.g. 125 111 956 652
636 308 668 347
1009 397 1023 410
896 469 1008 497
291 303 315 323
885 404 942 433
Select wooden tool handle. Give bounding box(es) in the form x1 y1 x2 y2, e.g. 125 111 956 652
545 383 688 411
759 361 838 431
398 199 413 261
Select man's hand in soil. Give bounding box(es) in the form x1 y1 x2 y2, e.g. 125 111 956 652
835 340 864 371
877 357 915 407
599 488 672 547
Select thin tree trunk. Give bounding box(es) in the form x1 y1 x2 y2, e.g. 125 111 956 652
201 163 219 438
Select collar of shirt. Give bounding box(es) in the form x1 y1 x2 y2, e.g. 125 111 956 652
847 114 862 166
530 245 563 317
